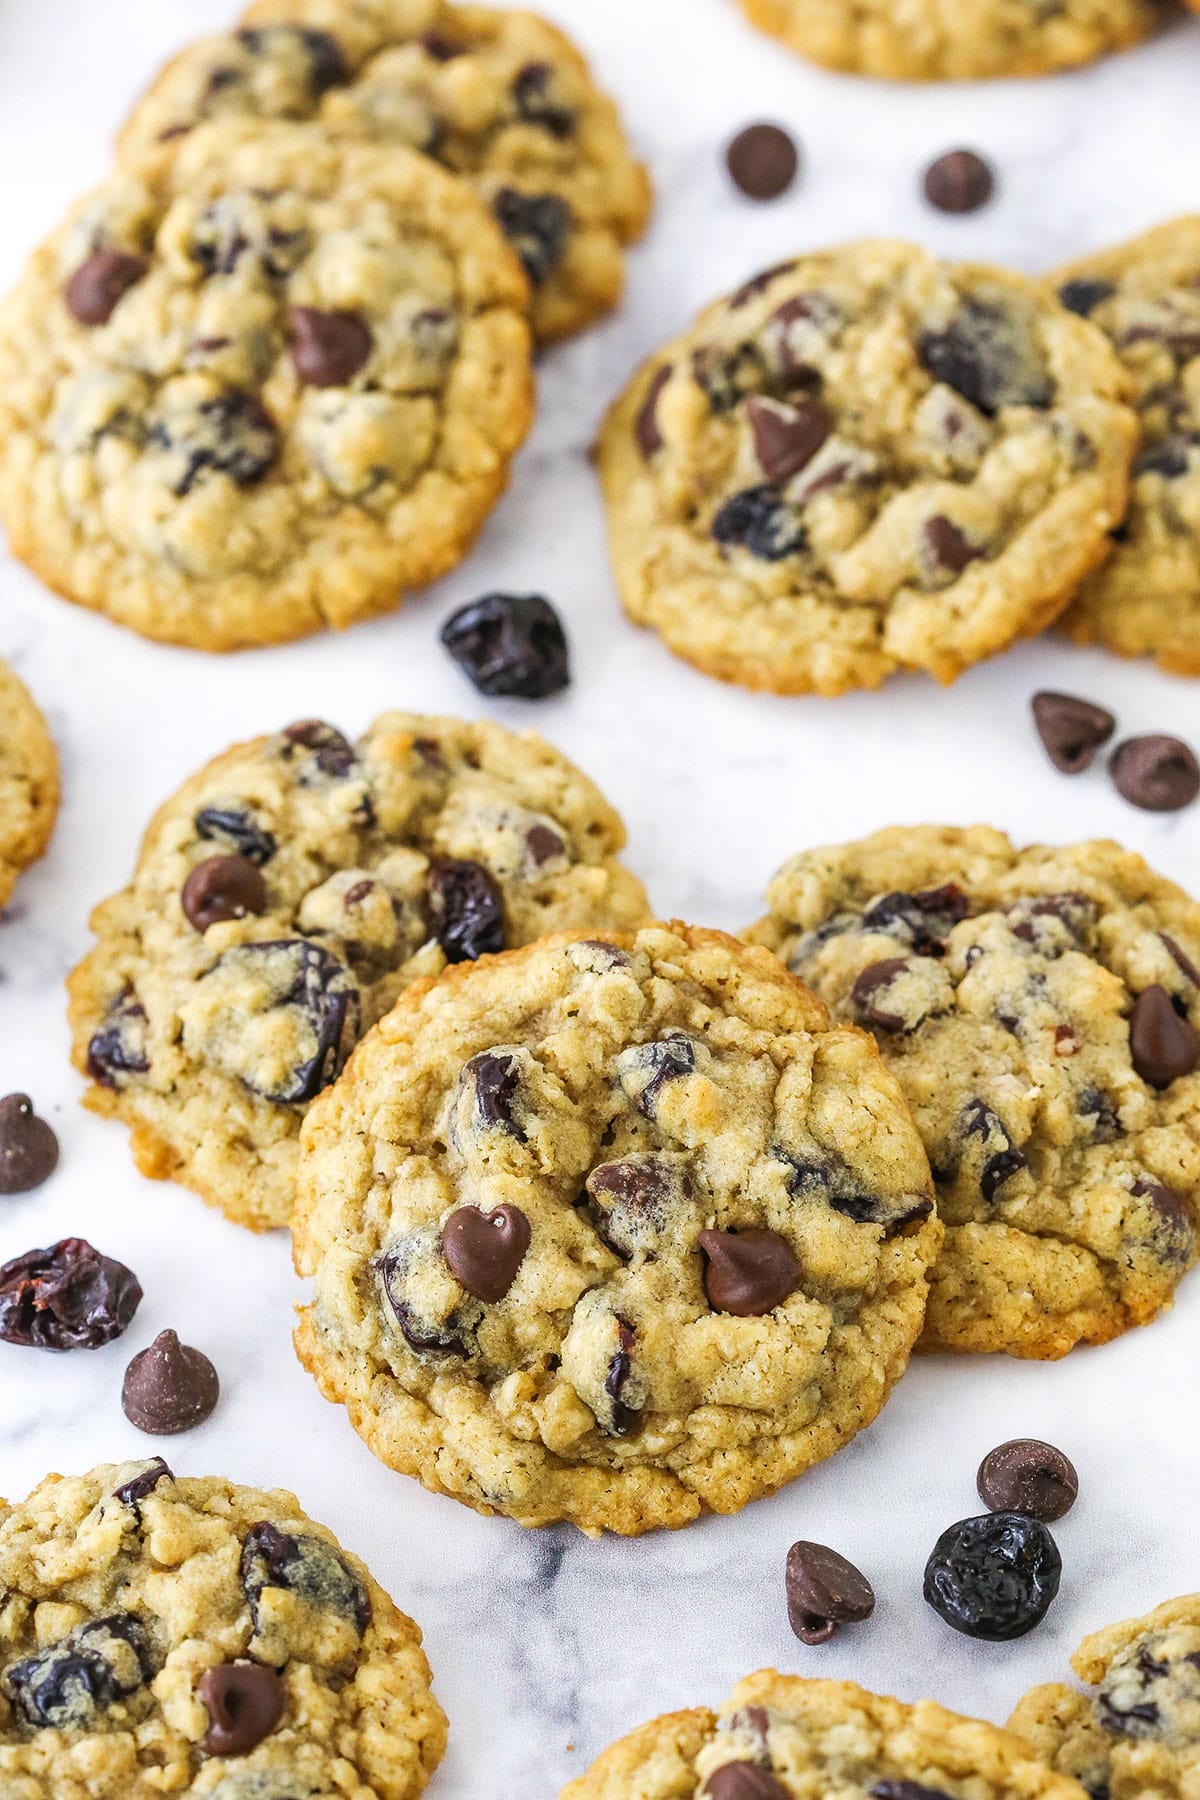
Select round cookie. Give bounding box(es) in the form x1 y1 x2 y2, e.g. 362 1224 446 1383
0 1458 445 1800
292 922 939 1536
560 1668 1092 1800
734 0 1169 82
1052 218 1200 676
596 243 1135 697
68 712 650 1232
117 1 652 344
746 826 1200 1358
0 119 532 652
0 659 58 910
1010 1594 1200 1800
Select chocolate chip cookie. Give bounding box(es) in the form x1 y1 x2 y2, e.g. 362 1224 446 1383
117 1 651 344
1010 1594 1200 1800
0 1458 445 1800
559 1668 1091 1800
0 659 58 910
735 0 1169 81
292 922 938 1536
596 243 1135 696
746 826 1200 1358
1052 218 1200 676
0 119 532 651
68 713 650 1232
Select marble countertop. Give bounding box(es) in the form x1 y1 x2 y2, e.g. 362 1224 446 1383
3 1 1200 1793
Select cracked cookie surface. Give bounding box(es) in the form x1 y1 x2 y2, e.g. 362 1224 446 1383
0 119 532 651
0 1459 445 1800
68 712 649 1232
1052 218 1200 676
746 826 1200 1358
117 0 651 344
0 660 58 910
292 922 938 1537
596 242 1135 696
735 0 1168 81
1010 1593 1200 1800
559 1668 1092 1800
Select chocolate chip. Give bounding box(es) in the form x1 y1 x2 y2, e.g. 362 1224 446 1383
725 123 800 200
712 486 806 560
923 150 995 214
636 366 671 457
181 854 267 931
1134 1177 1195 1265
1109 736 1200 812
860 884 970 953
699 1228 798 1315
114 1458 172 1506
919 299 1052 416
204 940 358 1104
464 1051 526 1138
923 515 982 575
241 1521 371 1641
65 250 147 325
0 1095 59 1194
121 1329 219 1435
0 1239 142 1350
199 1662 285 1756
977 1439 1078 1521
427 858 506 962
440 592 569 699
86 994 149 1088
961 1100 1027 1203
441 1205 531 1303
627 1034 696 1119
1162 933 1200 990
288 306 371 387
1031 691 1117 774
704 1767 789 1800
6 1614 153 1728
152 389 278 496
851 958 912 1032
746 397 832 484
420 29 464 59
1130 985 1200 1088
492 188 571 283
281 719 357 780
194 805 276 864
526 824 564 866
785 1540 875 1644
1058 278 1116 318
511 61 575 137
604 1317 639 1436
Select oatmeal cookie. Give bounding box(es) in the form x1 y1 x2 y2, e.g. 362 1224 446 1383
0 659 58 910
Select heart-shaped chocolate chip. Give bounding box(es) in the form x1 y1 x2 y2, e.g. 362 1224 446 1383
442 1205 531 1303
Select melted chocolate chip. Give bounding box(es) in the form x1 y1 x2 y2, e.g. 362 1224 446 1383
122 1329 220 1434
923 515 983 575
0 1094 59 1194
635 365 671 456
113 1458 173 1506
241 1522 371 1642
464 1051 526 1138
1130 986 1200 1088
704 1768 789 1800
289 306 372 386
699 1228 799 1315
427 858 506 962
1058 279 1116 318
1031 691 1117 774
1110 736 1200 812
851 958 913 1032
194 805 277 864
961 1101 1027 1203
746 397 832 483
604 1317 639 1435
65 250 147 325
492 188 571 283
860 883 970 953
181 854 267 931
712 486 806 560
0 1239 142 1350
200 1663 285 1756
441 1205 531 1302
86 994 149 1088
281 719 357 779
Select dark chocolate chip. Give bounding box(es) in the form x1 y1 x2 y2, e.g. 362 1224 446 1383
962 1100 1027 1203
492 188 571 284
1133 1177 1195 1265
464 1051 526 1138
1058 278 1116 318
1130 985 1200 1088
0 1239 141 1350
635 365 671 457
427 858 506 962
712 486 806 560
281 719 357 780
725 123 800 200
1161 933 1200 990
699 1228 799 1316
630 1034 696 1119
785 1540 875 1644
114 1458 173 1506
440 592 569 699
1031 691 1117 774
241 1521 371 1640
122 1329 220 1435
441 1205 531 1303
704 1767 789 1800
289 306 372 386
923 515 983 575
65 250 147 325
977 1439 1078 1521
0 1094 59 1194
919 298 1052 416
851 958 912 1033
181 854 267 931
86 994 149 1087
5 1614 153 1728
746 397 832 484
604 1317 639 1436
860 884 970 953
199 1662 285 1756
1109 736 1200 812
511 61 575 137
194 806 277 865
923 150 995 214
526 824 564 865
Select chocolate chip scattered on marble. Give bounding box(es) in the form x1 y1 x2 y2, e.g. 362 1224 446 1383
785 1540 876 1644
1109 735 1200 812
923 150 995 214
725 123 800 200
1031 691 1116 773
0 1094 59 1194
122 1329 220 1434
977 1439 1078 1521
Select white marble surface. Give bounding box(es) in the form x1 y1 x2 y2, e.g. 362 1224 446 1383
3 1 1200 1793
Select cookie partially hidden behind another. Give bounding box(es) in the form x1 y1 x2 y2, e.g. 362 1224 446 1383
293 922 938 1536
560 1668 1092 1800
0 120 533 651
68 713 650 1231
0 659 58 910
0 1459 446 1800
596 243 1135 696
746 825 1200 1358
735 0 1168 81
1010 1593 1200 1800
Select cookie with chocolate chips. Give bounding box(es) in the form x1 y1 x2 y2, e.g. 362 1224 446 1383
597 243 1135 696
292 922 938 1536
0 1460 444 1800
0 659 58 909
746 826 1200 1358
1052 218 1200 676
734 0 1168 81
559 1669 1091 1800
68 713 649 1231
0 119 532 651
1011 1593 1200 1800
117 0 651 344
